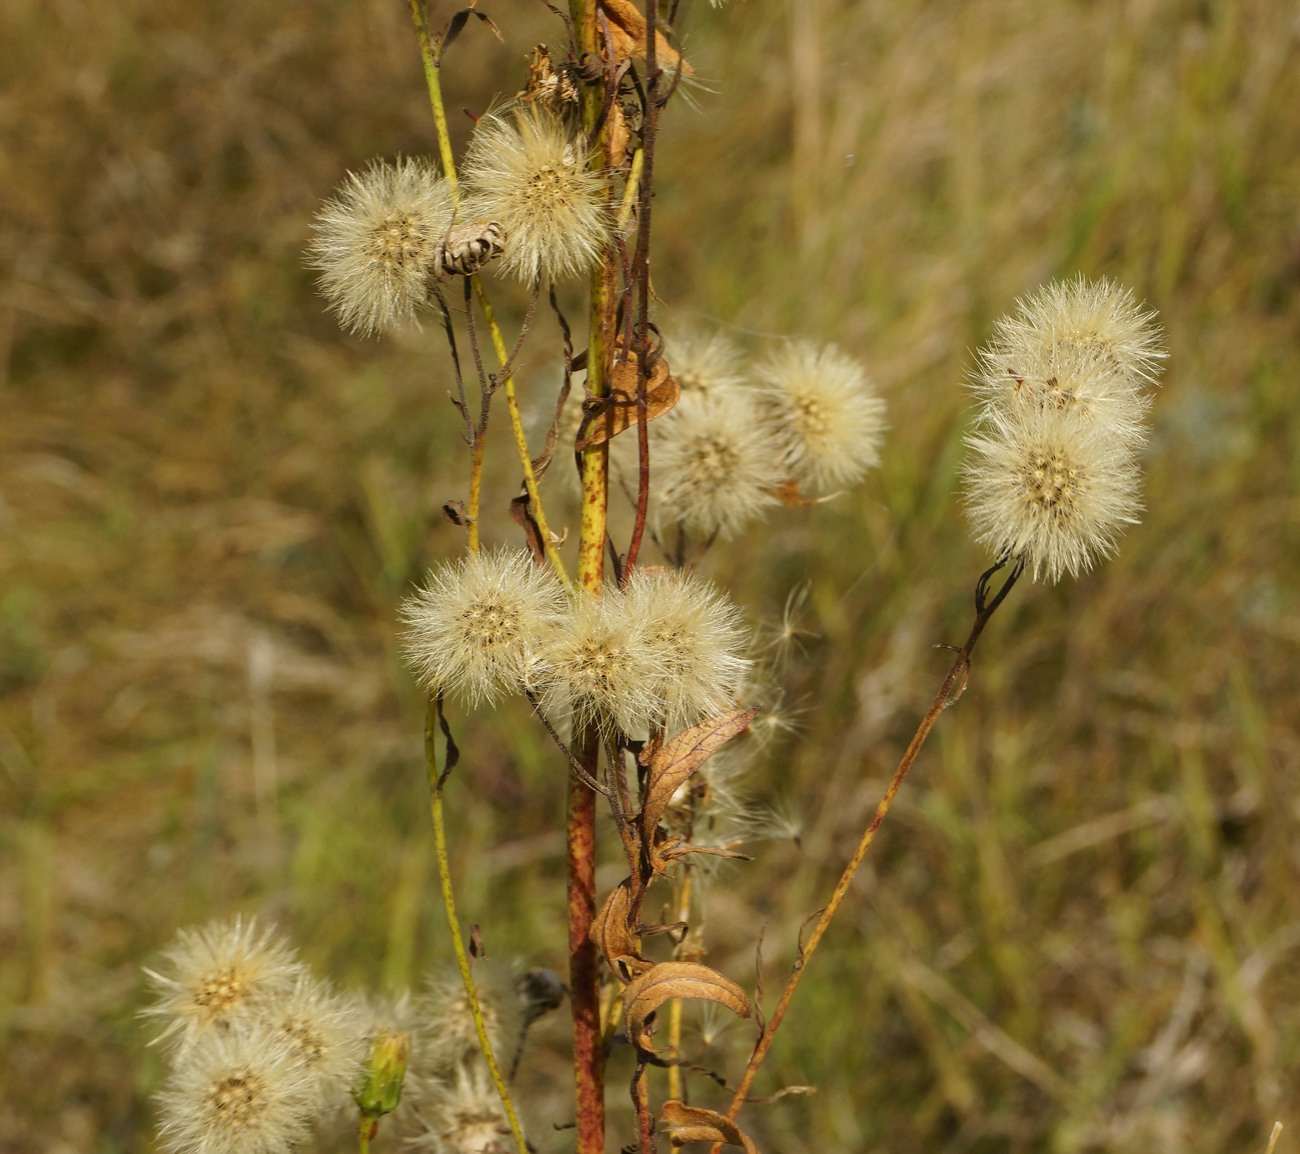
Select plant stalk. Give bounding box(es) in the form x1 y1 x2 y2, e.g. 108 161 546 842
714 559 1024 1138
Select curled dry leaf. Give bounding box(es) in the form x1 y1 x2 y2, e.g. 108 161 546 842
639 707 760 836
574 352 679 451
624 962 750 1052
598 0 695 75
590 879 653 979
657 1101 761 1153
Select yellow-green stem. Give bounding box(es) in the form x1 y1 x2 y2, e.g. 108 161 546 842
425 701 527 1154
617 148 645 234
665 868 693 1100
357 1118 372 1154
408 0 565 576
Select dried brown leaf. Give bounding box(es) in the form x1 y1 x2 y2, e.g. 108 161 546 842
574 352 679 451
657 1101 761 1153
624 962 750 1052
590 879 653 979
640 707 759 836
598 0 694 75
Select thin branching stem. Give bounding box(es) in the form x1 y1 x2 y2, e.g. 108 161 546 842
423 698 528 1154
714 557 1025 1138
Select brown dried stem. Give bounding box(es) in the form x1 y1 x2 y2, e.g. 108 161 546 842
714 556 1025 1139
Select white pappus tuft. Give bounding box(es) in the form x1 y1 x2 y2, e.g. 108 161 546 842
754 340 887 492
461 104 612 285
400 549 568 708
308 158 454 337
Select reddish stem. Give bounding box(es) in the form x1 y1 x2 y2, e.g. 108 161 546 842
568 730 604 1154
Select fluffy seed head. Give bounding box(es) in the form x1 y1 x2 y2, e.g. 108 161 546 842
411 1065 515 1154
418 966 504 1075
308 158 454 336
143 917 304 1051
400 549 567 707
754 340 887 492
974 275 1164 444
155 1026 316 1154
653 392 785 539
663 329 745 398
461 105 612 284
539 588 665 736
963 405 1143 583
622 567 752 734
256 977 365 1109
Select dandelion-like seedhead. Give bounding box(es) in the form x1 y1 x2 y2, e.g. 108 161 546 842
410 1065 515 1154
974 275 1164 444
258 976 365 1109
155 1027 316 1154
461 104 611 284
400 549 567 707
308 158 454 336
663 328 745 398
653 392 784 540
418 966 505 1074
754 340 887 491
963 405 1143 583
539 588 665 736
143 917 304 1051
622 567 752 734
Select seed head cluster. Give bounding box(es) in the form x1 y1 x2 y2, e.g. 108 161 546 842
146 920 544 1151
308 158 454 336
400 554 752 736
963 275 1163 581
461 104 612 284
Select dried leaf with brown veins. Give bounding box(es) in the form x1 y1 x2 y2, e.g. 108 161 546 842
598 0 694 75
574 351 679 451
590 878 653 979
639 707 759 836
624 961 750 1052
658 1101 761 1153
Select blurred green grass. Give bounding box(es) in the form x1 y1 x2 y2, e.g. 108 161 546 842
2 0 1300 1151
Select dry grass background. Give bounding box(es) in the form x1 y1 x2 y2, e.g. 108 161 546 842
2 0 1299 1150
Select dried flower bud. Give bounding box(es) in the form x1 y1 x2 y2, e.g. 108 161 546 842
400 549 567 707
754 340 887 492
308 158 454 336
143 917 304 1052
461 105 612 284
352 1027 412 1121
155 1026 316 1154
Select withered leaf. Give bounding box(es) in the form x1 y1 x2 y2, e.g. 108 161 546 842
574 352 679 451
640 708 760 836
658 840 753 865
657 1101 761 1153
598 0 694 76
590 879 653 979
624 962 750 1052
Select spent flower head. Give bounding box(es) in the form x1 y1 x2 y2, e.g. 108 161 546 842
652 391 784 540
410 1065 515 1154
400 549 567 707
539 587 665 736
155 1026 316 1154
754 340 887 492
418 965 504 1075
143 917 304 1051
963 403 1143 583
462 104 611 284
308 158 453 336
974 275 1164 444
663 328 745 398
257 976 365 1110
622 566 752 734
